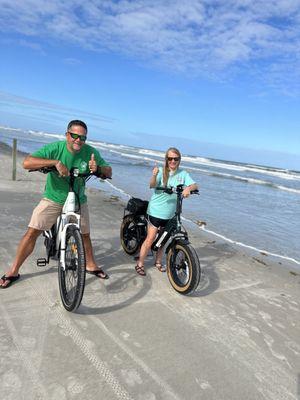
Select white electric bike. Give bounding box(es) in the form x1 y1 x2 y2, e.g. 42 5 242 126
30 166 101 312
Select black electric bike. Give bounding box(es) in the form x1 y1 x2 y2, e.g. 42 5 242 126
120 185 201 294
30 166 104 312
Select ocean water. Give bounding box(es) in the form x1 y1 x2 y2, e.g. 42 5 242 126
1 126 299 266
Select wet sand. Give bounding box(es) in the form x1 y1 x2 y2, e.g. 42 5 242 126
0 142 300 400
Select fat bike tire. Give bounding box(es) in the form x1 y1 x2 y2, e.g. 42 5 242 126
166 241 201 295
120 215 141 255
58 226 86 312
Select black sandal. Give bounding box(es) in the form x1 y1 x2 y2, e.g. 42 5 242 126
0 274 20 289
154 263 166 272
135 265 146 276
86 269 109 279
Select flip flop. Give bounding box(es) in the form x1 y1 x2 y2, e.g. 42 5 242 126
86 269 109 279
0 274 20 289
154 263 166 272
135 265 146 276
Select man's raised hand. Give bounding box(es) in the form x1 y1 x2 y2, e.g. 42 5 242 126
89 153 97 173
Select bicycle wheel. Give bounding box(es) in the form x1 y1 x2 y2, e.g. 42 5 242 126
120 215 141 255
58 226 86 312
166 240 201 295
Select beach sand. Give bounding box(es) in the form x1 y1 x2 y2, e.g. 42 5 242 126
0 141 299 400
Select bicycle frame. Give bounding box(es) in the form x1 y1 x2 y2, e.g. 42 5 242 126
34 166 103 269
152 208 188 252
31 165 110 311
56 191 81 271
121 184 198 257
151 185 195 252
121 184 201 294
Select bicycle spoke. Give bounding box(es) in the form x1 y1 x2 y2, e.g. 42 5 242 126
167 241 201 295
174 250 189 285
120 215 141 255
59 227 85 311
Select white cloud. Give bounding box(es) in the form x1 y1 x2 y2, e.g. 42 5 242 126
0 91 116 123
1 0 300 90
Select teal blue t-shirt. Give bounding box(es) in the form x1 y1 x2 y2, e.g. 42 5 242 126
147 167 195 220
31 140 110 205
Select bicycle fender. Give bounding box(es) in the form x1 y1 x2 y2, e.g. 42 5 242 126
165 237 189 254
59 223 80 270
122 212 135 220
62 211 81 225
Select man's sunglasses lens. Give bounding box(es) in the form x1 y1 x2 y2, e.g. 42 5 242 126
69 132 86 142
167 157 180 161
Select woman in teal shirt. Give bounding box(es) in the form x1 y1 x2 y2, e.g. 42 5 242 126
135 147 198 276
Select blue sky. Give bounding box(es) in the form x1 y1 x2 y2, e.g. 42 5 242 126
0 0 300 169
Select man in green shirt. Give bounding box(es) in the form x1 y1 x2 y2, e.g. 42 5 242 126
0 120 112 288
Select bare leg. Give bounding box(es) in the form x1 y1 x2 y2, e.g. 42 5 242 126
137 225 158 270
82 233 97 268
154 246 164 266
82 233 108 278
0 227 42 287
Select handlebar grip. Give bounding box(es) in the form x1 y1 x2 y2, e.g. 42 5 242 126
79 171 112 179
155 186 173 194
29 166 57 174
92 170 112 179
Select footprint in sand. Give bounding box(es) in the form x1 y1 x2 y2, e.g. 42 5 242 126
121 369 142 386
2 371 22 390
67 376 84 394
50 384 67 400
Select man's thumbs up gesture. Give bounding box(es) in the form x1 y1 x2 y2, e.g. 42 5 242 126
89 153 97 173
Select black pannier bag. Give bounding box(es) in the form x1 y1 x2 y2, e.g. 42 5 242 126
126 198 148 215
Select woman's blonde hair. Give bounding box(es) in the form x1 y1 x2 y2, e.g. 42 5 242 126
163 147 181 186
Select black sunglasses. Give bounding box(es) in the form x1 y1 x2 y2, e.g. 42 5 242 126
68 132 87 142
167 157 180 162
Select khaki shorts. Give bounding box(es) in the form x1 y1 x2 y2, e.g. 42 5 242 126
28 198 90 234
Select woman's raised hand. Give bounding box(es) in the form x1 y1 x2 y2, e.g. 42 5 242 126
152 162 159 176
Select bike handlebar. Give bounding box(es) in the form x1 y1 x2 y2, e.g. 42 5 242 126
29 166 110 179
29 166 57 174
155 185 199 195
156 186 173 194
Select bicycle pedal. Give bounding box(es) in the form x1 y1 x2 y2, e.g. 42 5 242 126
37 258 47 267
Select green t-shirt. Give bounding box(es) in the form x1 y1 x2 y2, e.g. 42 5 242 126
31 140 110 205
147 167 195 220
